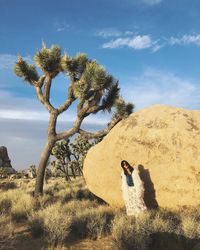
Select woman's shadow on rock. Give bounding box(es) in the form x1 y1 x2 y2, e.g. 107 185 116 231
138 164 158 209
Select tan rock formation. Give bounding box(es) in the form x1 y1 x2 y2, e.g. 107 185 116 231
83 105 200 209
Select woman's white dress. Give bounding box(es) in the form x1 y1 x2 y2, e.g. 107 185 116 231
121 166 147 216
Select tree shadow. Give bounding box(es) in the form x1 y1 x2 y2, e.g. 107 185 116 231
150 232 200 250
138 164 158 209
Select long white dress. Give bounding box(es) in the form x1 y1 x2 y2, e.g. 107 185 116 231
121 165 147 216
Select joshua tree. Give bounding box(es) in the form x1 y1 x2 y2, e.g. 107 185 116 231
51 135 102 181
14 43 134 196
51 139 73 181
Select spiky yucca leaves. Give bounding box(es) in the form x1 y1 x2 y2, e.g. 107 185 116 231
113 98 134 119
73 61 119 109
101 83 120 112
34 45 62 78
14 56 39 85
61 53 88 80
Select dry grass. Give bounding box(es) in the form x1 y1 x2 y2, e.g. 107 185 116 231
69 204 116 240
29 202 72 246
0 216 15 250
111 214 151 250
1 177 200 250
110 208 200 250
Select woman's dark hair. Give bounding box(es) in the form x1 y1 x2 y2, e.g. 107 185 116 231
121 160 134 175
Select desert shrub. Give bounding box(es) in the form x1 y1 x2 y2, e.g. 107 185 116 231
70 205 115 239
64 199 99 214
0 181 17 190
29 202 72 246
60 186 104 204
11 209 29 223
0 198 12 215
59 187 86 202
28 214 44 238
181 216 200 239
44 182 62 196
71 187 95 200
154 208 181 233
150 210 181 234
86 206 115 239
111 214 151 250
9 190 35 223
178 207 200 239
0 217 15 250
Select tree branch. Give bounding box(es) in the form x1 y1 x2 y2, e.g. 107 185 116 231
85 104 103 115
48 111 58 137
57 84 75 114
37 75 45 88
78 117 121 139
35 86 55 112
43 76 52 101
77 98 85 114
56 115 85 140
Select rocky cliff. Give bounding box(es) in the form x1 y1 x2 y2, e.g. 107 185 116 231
0 146 16 174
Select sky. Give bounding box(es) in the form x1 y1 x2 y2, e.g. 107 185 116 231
1 0 200 169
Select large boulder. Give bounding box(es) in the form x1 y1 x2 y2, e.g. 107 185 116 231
83 105 200 209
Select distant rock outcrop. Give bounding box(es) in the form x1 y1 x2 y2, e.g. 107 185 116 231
0 146 16 174
83 105 200 209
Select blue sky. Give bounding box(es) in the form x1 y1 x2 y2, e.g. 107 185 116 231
1 0 200 169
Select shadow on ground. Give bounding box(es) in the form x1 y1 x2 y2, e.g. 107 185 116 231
150 232 200 250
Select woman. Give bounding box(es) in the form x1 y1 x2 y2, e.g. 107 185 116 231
121 160 147 216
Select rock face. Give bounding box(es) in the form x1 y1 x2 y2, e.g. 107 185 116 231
0 146 16 174
83 105 200 209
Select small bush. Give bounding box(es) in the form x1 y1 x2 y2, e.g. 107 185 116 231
181 216 200 239
70 205 115 239
28 215 44 238
9 190 35 223
11 210 28 223
0 198 12 215
154 208 181 233
86 206 115 239
0 181 17 190
111 214 151 250
45 182 61 196
0 217 15 250
29 202 72 246
150 212 179 234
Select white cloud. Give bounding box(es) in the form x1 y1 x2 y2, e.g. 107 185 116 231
0 90 110 125
0 54 32 70
53 21 70 32
141 0 162 5
0 109 49 121
122 67 200 111
101 32 200 52
169 34 200 46
128 35 153 49
96 29 136 39
102 35 160 51
96 28 122 38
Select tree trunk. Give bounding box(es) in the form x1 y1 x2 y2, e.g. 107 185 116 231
65 173 71 182
35 139 55 196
